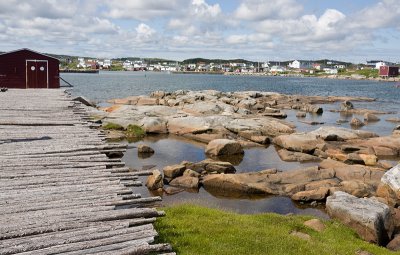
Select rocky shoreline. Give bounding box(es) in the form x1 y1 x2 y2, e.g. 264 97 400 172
85 89 400 249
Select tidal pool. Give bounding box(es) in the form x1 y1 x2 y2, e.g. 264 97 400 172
122 135 327 218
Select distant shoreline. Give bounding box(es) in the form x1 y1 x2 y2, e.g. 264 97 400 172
223 71 400 82
60 69 99 74
171 71 224 75
60 69 400 82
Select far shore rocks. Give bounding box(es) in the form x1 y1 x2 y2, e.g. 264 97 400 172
340 100 354 111
364 113 380 122
100 90 384 147
350 117 365 127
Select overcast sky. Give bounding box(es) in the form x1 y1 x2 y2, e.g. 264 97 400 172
0 0 399 62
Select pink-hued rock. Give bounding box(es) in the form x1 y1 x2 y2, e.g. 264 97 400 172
205 139 244 156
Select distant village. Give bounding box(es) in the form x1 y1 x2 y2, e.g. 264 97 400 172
60 57 400 78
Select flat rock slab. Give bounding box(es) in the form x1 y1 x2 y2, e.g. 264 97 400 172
309 126 378 141
277 149 320 162
273 133 321 153
326 191 393 245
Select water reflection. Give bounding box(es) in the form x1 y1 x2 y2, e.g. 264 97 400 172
208 153 244 166
137 152 154 159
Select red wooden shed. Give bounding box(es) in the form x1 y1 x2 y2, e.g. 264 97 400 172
0 48 60 89
379 66 399 78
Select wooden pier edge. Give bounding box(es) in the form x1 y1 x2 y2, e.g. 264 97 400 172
0 89 174 255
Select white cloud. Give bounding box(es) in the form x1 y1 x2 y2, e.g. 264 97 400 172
0 0 399 61
0 0 80 19
235 0 303 21
226 33 272 45
192 0 221 19
105 0 187 20
135 23 157 42
351 0 400 29
256 9 347 42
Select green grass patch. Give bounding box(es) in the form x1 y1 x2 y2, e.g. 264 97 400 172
339 68 379 78
126 124 145 138
155 204 396 255
102 122 124 130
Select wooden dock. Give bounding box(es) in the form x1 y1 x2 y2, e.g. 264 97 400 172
0 89 174 255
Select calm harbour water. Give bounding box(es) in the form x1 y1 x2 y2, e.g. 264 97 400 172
63 71 400 217
63 71 400 108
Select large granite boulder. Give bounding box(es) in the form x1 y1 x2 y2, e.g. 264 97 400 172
137 144 154 154
202 173 273 194
326 191 393 245
205 139 244 156
163 164 186 179
145 169 163 190
380 164 400 203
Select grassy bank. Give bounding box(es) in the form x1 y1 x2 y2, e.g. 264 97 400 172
155 204 395 255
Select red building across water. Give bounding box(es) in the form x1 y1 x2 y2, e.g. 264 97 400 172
379 65 399 78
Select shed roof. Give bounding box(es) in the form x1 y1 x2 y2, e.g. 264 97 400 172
0 48 59 61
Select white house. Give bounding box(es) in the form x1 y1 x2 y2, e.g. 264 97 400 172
270 65 286 72
123 60 133 70
375 61 387 70
230 62 246 68
334 64 346 69
324 68 338 74
261 62 270 69
289 60 313 69
187 64 196 71
103 59 112 68
77 58 86 68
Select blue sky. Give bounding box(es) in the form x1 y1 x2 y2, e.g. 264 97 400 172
0 0 399 63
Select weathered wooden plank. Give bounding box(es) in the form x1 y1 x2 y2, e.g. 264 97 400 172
0 89 171 254
1 224 157 255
